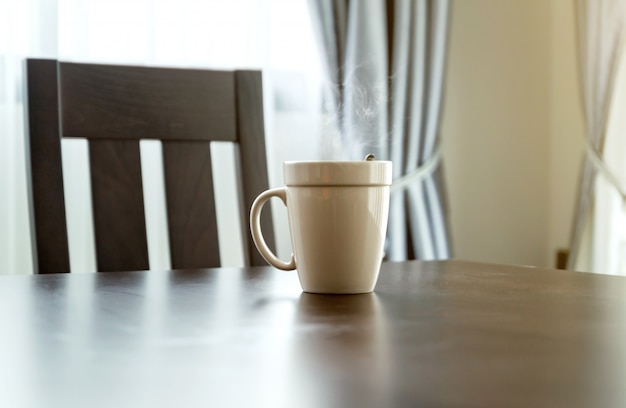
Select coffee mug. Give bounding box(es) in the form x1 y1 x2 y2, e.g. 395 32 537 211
249 159 392 294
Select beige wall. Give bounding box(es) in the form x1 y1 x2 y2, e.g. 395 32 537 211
547 0 586 267
442 0 585 268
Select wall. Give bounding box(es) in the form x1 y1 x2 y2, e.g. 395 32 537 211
547 0 586 268
441 0 585 268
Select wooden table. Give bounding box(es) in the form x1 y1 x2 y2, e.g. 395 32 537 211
1 260 626 407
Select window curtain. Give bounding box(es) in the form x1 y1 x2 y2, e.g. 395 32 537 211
1 0 321 274
307 0 452 260
568 0 626 273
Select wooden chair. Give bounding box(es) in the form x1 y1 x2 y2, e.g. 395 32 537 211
25 59 275 273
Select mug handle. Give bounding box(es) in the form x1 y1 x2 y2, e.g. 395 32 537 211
249 187 296 271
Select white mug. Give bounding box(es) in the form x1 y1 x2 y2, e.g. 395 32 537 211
250 159 392 294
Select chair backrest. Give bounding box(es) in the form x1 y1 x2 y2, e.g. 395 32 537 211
25 59 275 273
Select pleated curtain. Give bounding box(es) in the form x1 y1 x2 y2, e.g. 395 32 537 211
307 0 452 260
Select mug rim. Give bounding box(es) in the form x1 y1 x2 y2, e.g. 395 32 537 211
284 160 392 164
283 160 392 186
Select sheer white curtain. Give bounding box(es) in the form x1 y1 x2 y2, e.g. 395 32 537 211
1 0 322 274
592 59 626 275
568 0 626 274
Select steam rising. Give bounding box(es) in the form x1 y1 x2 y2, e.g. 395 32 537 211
319 57 391 161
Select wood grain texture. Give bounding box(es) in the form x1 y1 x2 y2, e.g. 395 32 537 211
162 141 220 268
235 70 275 266
24 59 70 274
2 260 626 407
89 140 149 272
59 62 237 141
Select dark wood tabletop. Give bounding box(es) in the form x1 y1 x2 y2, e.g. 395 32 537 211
2 260 626 407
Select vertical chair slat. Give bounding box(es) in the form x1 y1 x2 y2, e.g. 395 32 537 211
89 139 149 272
162 141 220 269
